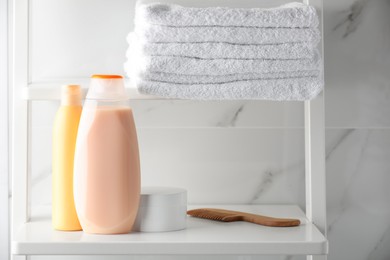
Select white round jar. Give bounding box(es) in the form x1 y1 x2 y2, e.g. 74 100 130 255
132 187 187 232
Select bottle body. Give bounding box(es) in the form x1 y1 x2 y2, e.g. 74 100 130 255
52 86 82 231
74 76 140 234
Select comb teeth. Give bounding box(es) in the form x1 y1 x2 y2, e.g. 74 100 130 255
188 208 301 227
187 209 235 222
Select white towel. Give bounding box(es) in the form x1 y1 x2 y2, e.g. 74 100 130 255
136 2 319 28
135 25 320 45
129 70 321 85
127 2 323 100
127 33 317 60
125 52 320 76
136 77 324 101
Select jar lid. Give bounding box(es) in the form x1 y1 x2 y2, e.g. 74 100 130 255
139 186 187 208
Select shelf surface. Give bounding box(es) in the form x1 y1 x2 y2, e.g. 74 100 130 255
23 84 161 100
22 81 311 101
12 204 328 256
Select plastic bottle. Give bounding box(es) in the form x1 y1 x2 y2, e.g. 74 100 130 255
74 75 140 234
52 85 82 231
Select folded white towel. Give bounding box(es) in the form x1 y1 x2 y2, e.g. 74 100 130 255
136 2 319 28
135 25 320 45
128 33 317 60
136 77 323 101
125 52 320 76
127 2 323 100
129 70 321 85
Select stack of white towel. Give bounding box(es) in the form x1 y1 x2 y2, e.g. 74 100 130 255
125 2 323 100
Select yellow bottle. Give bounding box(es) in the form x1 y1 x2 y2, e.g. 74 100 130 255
52 85 82 231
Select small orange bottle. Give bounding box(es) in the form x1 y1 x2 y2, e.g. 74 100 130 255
52 85 82 231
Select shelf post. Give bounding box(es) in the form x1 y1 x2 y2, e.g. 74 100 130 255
11 0 30 259
0 0 10 259
304 0 327 259
305 96 327 260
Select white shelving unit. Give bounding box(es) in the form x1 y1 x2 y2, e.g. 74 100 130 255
11 0 327 259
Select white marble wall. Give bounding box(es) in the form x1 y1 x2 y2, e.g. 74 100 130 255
324 0 390 259
23 0 390 260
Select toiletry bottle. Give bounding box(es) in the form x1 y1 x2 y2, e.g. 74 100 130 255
52 85 82 231
74 75 140 234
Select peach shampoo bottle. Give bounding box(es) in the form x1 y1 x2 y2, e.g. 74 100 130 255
52 85 82 231
74 75 140 234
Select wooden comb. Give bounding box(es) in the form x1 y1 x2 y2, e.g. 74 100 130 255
187 208 300 227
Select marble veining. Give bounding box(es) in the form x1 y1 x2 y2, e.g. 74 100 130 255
216 103 246 127
325 0 390 128
325 129 355 160
327 130 370 233
249 160 305 206
250 171 275 202
367 225 390 260
326 130 390 260
333 0 370 38
326 130 365 234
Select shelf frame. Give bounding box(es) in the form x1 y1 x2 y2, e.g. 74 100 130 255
11 0 326 259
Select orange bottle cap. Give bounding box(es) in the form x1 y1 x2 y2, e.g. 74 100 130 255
87 75 127 100
91 75 123 79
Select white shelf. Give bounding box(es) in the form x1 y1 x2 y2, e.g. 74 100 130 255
12 204 328 256
23 83 162 100
22 84 308 102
